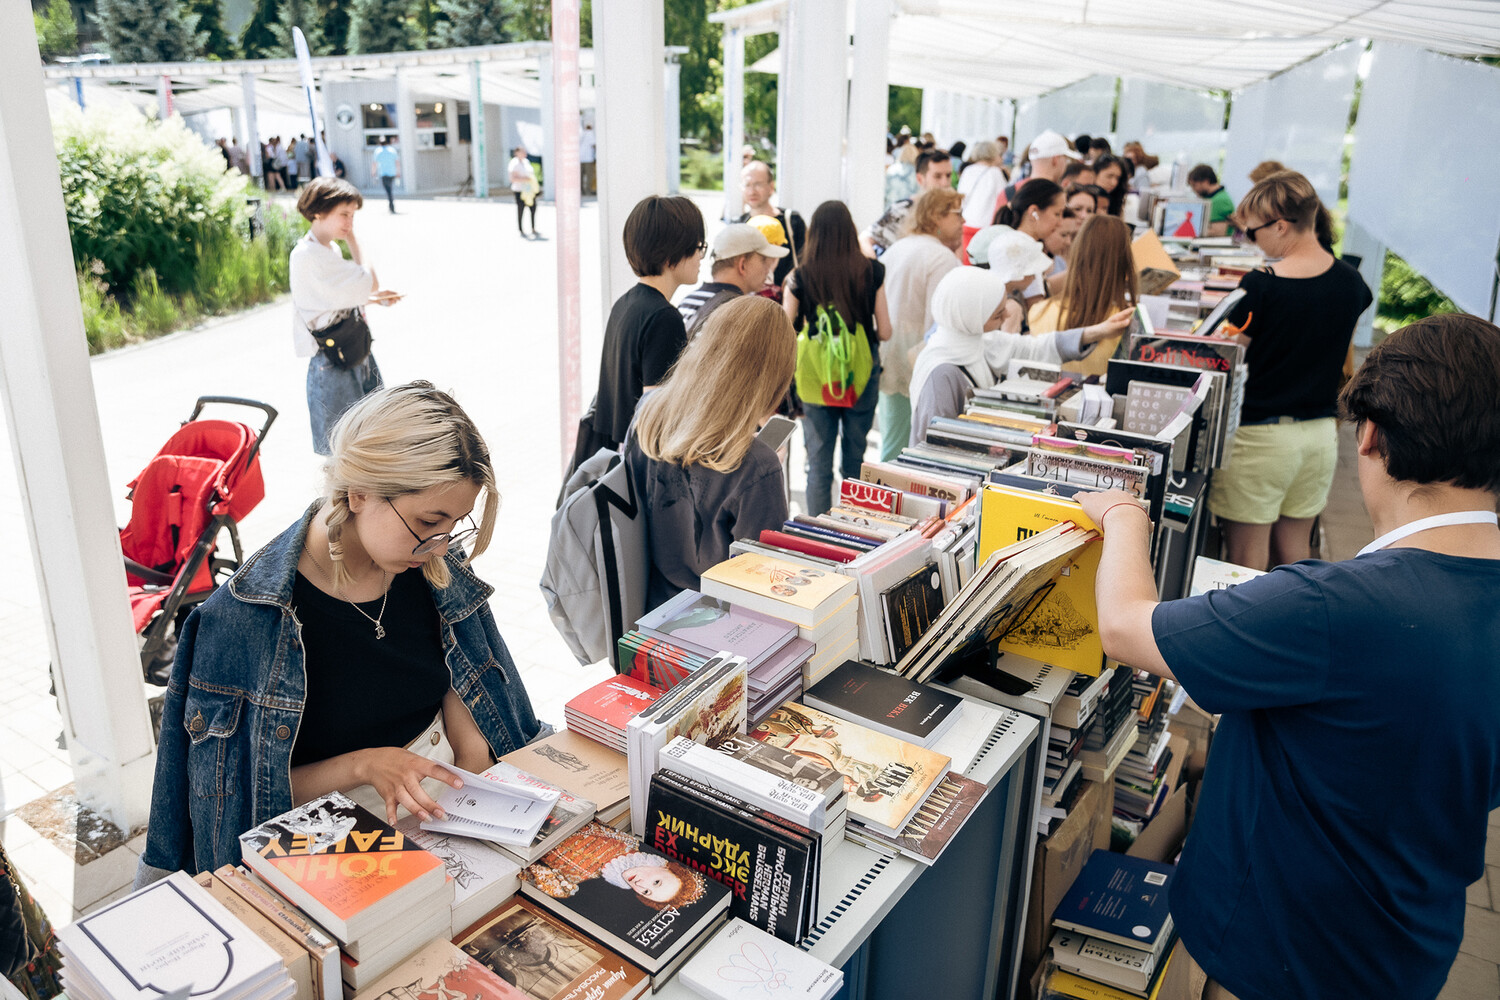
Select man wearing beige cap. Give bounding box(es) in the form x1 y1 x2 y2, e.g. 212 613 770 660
995 128 1080 215
677 223 789 336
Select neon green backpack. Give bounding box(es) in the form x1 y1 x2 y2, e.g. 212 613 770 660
795 304 873 408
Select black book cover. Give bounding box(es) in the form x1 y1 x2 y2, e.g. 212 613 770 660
645 772 814 944
880 565 946 663
803 660 963 742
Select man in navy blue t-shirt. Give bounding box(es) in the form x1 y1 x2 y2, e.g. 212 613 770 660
1077 313 1500 1000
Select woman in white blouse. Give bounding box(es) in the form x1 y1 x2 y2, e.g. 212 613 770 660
955 139 1007 229
508 146 538 238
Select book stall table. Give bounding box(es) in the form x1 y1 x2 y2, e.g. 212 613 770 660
655 695 1043 1000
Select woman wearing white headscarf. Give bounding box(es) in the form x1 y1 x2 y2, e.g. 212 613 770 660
908 231 1132 446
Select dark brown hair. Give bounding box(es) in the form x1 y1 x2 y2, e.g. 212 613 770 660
296 176 363 220
1187 164 1218 185
623 195 704 277
794 201 870 331
1339 313 1500 493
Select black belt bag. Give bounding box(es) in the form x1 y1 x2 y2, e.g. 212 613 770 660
313 308 372 368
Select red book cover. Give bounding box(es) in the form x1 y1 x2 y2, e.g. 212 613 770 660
758 529 861 563
839 478 901 514
566 675 666 733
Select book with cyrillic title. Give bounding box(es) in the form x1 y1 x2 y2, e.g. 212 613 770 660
802 660 963 748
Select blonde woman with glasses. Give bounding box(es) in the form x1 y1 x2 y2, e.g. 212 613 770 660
625 296 798 607
137 382 543 882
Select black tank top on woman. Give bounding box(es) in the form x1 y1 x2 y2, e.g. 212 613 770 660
290 567 450 767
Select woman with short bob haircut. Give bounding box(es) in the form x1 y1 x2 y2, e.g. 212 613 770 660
627 295 797 605
138 382 543 880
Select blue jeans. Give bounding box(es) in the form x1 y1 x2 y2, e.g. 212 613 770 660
307 352 382 455
802 380 879 516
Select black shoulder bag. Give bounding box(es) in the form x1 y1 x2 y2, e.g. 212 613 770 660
312 307 372 368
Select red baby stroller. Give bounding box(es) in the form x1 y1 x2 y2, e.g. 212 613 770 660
120 397 276 684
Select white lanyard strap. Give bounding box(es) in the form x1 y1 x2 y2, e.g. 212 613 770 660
1356 510 1499 557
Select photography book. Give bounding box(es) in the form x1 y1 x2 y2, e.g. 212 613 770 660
636 590 798 664
659 735 828 832
802 660 964 748
238 792 448 944
709 732 844 809
455 896 650 1000
517 821 732 976
843 770 989 867
350 938 526 1000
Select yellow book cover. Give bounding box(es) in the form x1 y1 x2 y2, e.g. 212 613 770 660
1045 950 1174 1000
701 553 856 614
979 485 1104 676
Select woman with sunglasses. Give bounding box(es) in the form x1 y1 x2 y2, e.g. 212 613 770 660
1211 171 1373 572
136 382 544 881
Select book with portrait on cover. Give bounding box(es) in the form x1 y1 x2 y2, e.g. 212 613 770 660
455 896 649 1000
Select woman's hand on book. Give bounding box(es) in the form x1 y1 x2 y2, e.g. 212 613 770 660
1082 307 1136 345
355 747 464 826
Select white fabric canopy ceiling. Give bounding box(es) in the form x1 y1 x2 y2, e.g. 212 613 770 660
742 0 1500 98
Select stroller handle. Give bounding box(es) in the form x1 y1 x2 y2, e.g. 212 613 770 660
188 396 278 467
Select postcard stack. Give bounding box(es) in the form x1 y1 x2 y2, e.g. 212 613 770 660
1043 851 1178 1000
700 552 859 685
238 792 455 992
58 871 296 1000
633 589 813 725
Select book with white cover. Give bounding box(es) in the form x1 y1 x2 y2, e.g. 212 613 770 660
680 918 842 1000
57 870 289 1000
419 761 560 845
395 816 523 938
478 761 598 864
660 735 828 831
1188 555 1267 597
1049 928 1160 993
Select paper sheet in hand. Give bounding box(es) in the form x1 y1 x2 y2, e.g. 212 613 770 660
420 762 560 845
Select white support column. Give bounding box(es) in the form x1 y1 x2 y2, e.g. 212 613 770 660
720 25 745 221
470 60 488 198
240 73 262 182
394 67 417 195
846 0 890 228
540 49 556 203
593 0 665 322
663 57 681 194
920 87 936 146
780 0 849 214
0 5 156 832
156 75 171 120
775 15 789 188
552 0 584 472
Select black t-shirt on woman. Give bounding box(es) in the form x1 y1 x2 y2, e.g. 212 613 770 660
1226 260 1373 424
290 568 450 767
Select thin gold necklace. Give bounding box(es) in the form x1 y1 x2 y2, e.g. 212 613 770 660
305 538 392 639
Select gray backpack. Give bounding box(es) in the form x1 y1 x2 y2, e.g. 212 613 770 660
540 446 649 665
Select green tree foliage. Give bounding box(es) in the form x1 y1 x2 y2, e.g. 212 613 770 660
434 0 515 46
318 0 354 54
33 0 80 62
239 0 279 57
1377 251 1459 329
888 85 922 136
94 0 204 63
508 0 592 44
270 0 328 55
191 0 236 59
347 0 416 53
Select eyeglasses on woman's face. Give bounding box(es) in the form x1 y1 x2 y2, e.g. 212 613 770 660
1242 218 1289 243
387 497 478 557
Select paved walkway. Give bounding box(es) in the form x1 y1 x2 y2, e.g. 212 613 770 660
0 194 1493 998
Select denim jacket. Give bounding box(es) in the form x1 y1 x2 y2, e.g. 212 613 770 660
139 503 543 875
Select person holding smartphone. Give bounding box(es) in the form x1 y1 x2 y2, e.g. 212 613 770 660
624 296 797 607
291 177 402 456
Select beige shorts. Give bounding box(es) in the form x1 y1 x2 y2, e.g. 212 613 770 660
1158 941 1244 1000
1209 417 1338 524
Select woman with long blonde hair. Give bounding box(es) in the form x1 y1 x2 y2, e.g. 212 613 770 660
1029 214 1139 377
627 295 798 605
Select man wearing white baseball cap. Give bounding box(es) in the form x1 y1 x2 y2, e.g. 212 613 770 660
994 129 1081 217
677 223 789 336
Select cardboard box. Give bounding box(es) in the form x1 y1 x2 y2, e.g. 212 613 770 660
1021 778 1113 981
1131 230 1181 296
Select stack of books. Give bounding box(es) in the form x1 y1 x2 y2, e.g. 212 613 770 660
394 815 524 937
1078 667 1140 784
501 728 633 830
625 653 749 834
518 821 733 990
617 630 710 689
1113 674 1176 832
634 589 811 724
709 731 848 848
750 701 951 840
680 919 842 1000
465 762 599 864
58 870 297 1000
199 865 343 999
454 895 651 999
661 735 840 839
1043 851 1178 999
701 552 859 685
566 673 667 754
238 792 454 992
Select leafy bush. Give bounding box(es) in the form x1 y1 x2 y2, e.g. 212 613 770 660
53 102 248 297
680 146 723 192
1377 250 1460 330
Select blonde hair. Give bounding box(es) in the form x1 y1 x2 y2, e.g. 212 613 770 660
1235 169 1335 246
1248 159 1287 184
633 296 796 472
1059 215 1139 330
897 143 920 166
322 381 497 592
902 187 964 238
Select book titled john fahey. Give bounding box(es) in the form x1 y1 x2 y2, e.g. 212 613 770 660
802 660 964 748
